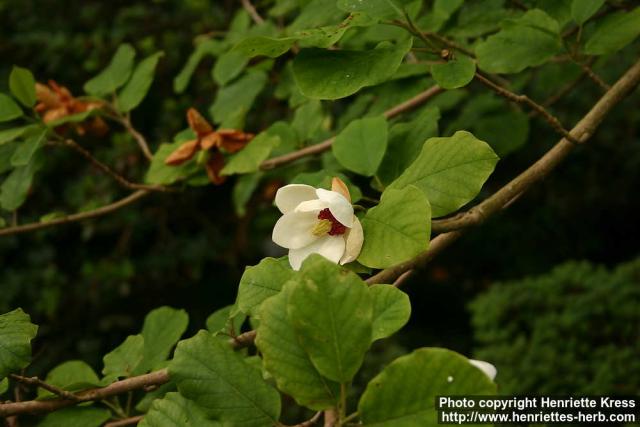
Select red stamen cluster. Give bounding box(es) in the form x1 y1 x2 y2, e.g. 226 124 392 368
317 208 347 236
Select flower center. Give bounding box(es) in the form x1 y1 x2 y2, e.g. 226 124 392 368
312 208 347 236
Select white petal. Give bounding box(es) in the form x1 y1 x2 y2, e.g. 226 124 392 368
340 216 364 265
272 211 320 250
275 184 318 214
469 359 497 381
288 235 346 270
316 188 353 227
295 199 328 213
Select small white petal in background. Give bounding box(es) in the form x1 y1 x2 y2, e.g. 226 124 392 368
469 359 497 381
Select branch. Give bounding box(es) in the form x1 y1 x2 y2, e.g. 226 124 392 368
370 57 640 284
104 415 144 427
260 85 443 170
475 73 581 144
61 139 171 193
0 333 257 417
117 116 153 161
0 190 149 237
9 375 80 401
240 0 265 25
231 330 256 349
0 369 170 417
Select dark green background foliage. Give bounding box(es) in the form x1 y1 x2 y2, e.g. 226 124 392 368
470 258 640 395
0 0 639 401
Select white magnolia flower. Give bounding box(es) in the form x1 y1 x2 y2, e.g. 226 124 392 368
469 359 497 381
272 177 364 270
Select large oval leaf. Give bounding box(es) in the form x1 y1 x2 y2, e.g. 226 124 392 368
358 186 431 269
388 131 498 218
0 308 38 379
169 330 281 427
359 348 497 426
292 39 411 100
256 281 340 410
287 255 373 383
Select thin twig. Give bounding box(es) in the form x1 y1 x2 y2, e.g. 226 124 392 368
230 330 257 349
392 269 414 288
0 330 261 417
240 0 265 24
61 139 171 193
370 57 640 284
575 60 611 91
9 375 80 401
0 369 170 417
118 115 154 161
290 411 322 427
104 415 144 427
0 190 149 237
260 85 443 170
323 409 338 427
475 73 581 144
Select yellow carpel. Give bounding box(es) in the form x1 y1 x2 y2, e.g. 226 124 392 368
311 219 332 236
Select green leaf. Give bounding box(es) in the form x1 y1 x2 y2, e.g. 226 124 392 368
145 141 200 185
0 94 23 122
288 0 344 31
206 305 246 335
0 377 7 395
234 36 297 58
0 308 38 379
332 116 388 176
170 330 281 426
37 406 111 427
84 43 136 96
235 14 374 59
38 360 101 399
358 348 497 425
102 334 144 381
139 392 222 427
388 131 499 217
174 40 226 93
256 281 340 410
9 66 36 107
118 52 164 112
430 56 476 89
584 8 640 55
0 125 37 145
336 0 413 19
370 285 411 342
358 186 431 269
476 9 562 74
571 0 605 25
213 51 249 86
237 257 294 317
287 255 373 382
0 155 41 211
210 71 267 127
291 100 324 142
221 133 280 175
377 106 440 186
232 172 262 217
136 307 188 374
292 39 412 100
11 128 46 167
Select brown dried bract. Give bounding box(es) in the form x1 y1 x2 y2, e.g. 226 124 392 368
331 176 351 203
35 80 107 136
164 108 254 184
